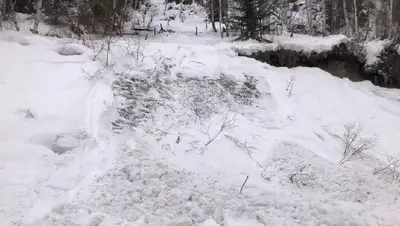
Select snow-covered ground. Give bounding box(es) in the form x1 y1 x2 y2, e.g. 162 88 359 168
0 31 115 225
1 2 400 226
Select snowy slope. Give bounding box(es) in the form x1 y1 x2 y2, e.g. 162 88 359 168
1 2 400 226
0 31 114 224
20 34 400 226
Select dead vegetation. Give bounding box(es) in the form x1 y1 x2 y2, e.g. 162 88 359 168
338 123 377 165
373 154 400 183
111 69 265 138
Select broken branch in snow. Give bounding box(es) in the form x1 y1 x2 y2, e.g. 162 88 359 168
81 69 103 81
188 60 205 66
16 109 35 119
286 75 296 97
240 175 249 194
201 113 237 147
289 165 313 188
225 135 261 167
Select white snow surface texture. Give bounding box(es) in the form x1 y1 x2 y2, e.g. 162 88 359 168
1 8 400 226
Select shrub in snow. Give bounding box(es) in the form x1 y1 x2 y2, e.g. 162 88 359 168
112 72 263 132
86 37 107 61
338 123 376 165
373 154 400 183
123 38 147 63
111 75 169 132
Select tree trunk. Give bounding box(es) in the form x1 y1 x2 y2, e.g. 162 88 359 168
211 0 217 32
164 0 168 15
32 0 43 33
375 0 381 38
53 0 60 24
342 0 351 36
353 0 358 35
0 0 3 28
305 0 313 35
2 0 5 17
320 0 327 35
389 0 394 38
219 0 223 38
225 0 229 37
112 0 117 33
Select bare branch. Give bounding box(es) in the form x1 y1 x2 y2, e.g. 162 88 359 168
225 135 261 167
203 113 237 147
338 123 376 165
123 38 147 63
373 154 400 182
86 37 107 62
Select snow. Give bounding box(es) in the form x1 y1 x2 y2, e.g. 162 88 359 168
364 40 389 65
0 31 114 224
1 2 400 226
232 34 349 56
272 34 349 53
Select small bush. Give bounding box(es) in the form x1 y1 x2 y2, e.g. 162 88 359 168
338 123 376 165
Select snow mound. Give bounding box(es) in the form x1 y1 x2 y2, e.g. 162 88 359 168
56 43 85 56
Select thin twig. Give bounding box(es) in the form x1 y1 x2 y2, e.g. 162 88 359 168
203 113 236 147
240 175 249 194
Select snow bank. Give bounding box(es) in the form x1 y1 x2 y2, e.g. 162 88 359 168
273 34 349 53
232 34 349 56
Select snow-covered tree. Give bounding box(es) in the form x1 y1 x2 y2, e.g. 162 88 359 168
233 0 275 41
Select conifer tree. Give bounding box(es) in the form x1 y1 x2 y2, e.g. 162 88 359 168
234 0 272 42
